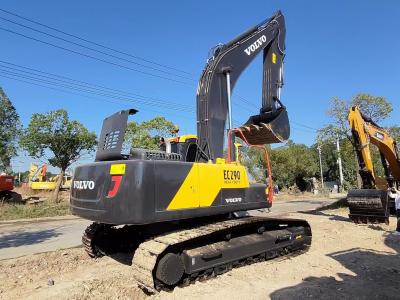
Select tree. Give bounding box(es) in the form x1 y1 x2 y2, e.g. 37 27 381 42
352 94 392 122
317 93 394 189
386 126 400 143
243 141 319 189
312 139 358 189
0 87 21 173
20 109 97 201
318 94 393 144
125 116 176 150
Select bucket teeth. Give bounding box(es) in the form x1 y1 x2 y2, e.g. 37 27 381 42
239 109 290 145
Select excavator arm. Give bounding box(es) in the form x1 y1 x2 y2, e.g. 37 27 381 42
348 106 400 188
196 11 289 161
347 106 400 224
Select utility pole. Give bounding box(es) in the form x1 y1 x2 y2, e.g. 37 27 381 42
336 137 344 191
317 145 324 189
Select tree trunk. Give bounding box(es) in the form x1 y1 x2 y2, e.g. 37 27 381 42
4 156 12 174
52 169 64 203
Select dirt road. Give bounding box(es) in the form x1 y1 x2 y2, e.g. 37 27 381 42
0 197 336 260
0 208 399 300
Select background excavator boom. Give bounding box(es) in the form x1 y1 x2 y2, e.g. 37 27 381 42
347 106 400 224
349 106 400 188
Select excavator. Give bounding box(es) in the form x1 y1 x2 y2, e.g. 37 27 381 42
347 106 400 224
29 163 72 190
0 173 15 201
70 11 311 292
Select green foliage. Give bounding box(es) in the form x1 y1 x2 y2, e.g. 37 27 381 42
352 94 392 122
319 97 351 142
386 126 400 142
340 139 359 187
20 109 97 172
312 139 358 188
125 116 176 150
317 93 394 189
20 109 96 202
0 87 21 173
318 94 393 144
243 140 319 188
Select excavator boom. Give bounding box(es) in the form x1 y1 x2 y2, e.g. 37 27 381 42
347 106 400 223
197 11 289 161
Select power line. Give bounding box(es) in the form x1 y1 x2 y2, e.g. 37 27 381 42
0 16 195 81
291 121 318 131
0 68 193 112
0 7 193 76
4 63 314 134
291 126 317 134
0 9 279 114
0 26 192 85
235 94 319 132
0 60 194 112
0 11 272 117
0 68 194 112
0 74 193 120
0 9 319 134
2 70 315 138
0 73 120 106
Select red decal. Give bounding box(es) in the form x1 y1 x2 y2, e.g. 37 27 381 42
107 175 122 198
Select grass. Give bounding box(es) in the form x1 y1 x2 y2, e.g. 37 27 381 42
0 188 72 221
0 200 71 221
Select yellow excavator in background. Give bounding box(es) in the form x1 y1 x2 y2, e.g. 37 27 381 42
29 163 72 190
347 106 400 224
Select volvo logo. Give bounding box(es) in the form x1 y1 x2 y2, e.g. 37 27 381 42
73 180 95 190
244 35 267 55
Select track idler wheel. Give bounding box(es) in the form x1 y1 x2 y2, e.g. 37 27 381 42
155 253 185 286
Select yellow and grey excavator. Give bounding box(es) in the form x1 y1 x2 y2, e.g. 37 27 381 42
347 106 400 224
29 163 72 190
70 11 311 293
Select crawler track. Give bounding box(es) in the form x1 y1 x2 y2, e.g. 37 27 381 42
83 217 311 294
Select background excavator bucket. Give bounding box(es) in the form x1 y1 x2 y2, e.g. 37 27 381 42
238 108 290 145
347 189 389 224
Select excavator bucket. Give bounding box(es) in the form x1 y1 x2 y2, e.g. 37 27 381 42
238 107 290 145
347 189 389 224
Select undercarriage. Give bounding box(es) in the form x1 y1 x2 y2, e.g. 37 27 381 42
82 216 311 293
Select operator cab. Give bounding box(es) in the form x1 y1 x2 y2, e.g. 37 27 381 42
159 134 198 162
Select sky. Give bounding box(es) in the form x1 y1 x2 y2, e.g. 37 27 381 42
1 1 400 173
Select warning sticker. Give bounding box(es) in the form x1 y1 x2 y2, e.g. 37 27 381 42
110 164 126 175
272 52 277 64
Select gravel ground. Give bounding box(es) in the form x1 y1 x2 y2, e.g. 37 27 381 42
0 208 399 300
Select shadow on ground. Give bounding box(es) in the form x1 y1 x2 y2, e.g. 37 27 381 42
299 197 352 223
270 234 400 299
0 229 61 249
109 251 134 266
